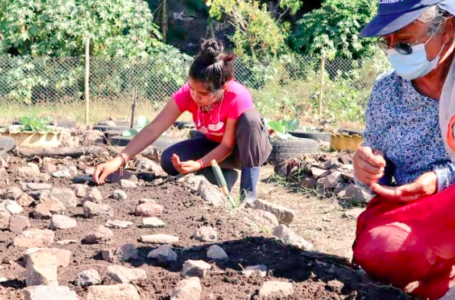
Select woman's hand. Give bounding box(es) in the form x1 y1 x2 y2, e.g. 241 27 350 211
371 171 438 202
93 157 123 185
353 146 387 186
171 154 202 174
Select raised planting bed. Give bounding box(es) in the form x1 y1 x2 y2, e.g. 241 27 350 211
0 125 66 149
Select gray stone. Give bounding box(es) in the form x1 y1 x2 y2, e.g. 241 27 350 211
86 284 140 300
120 179 137 188
75 269 101 287
84 201 114 218
342 184 372 204
112 190 127 200
102 244 138 262
250 199 296 225
141 234 179 244
0 208 10 229
259 281 294 299
102 244 139 263
72 184 88 198
300 177 317 189
83 187 103 203
40 163 58 175
23 248 72 268
323 158 341 169
207 245 228 260
193 226 218 242
135 202 164 217
171 277 202 300
334 182 347 195
82 130 105 146
105 220 133 229
52 169 72 178
84 225 113 244
243 265 267 278
107 265 147 283
141 217 166 228
33 198 66 219
16 193 34 207
273 225 313 250
310 167 329 179
181 260 211 278
322 172 343 189
57 240 77 246
26 250 58 286
21 183 52 192
24 286 79 300
50 215 77 230
14 229 55 248
2 186 23 200
9 215 30 233
147 244 178 264
17 163 40 178
50 188 78 208
197 184 225 207
243 209 279 228
0 200 23 214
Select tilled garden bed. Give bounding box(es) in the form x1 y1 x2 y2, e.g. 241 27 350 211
0 154 415 300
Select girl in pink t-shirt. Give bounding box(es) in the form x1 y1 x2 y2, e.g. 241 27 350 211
94 39 271 201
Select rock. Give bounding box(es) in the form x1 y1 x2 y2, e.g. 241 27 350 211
26 250 58 286
23 286 79 300
300 177 318 189
72 184 88 198
57 240 77 246
243 209 279 228
84 225 113 244
112 190 127 200
52 169 72 178
139 198 157 204
250 199 296 225
259 281 294 299
310 167 329 179
107 265 147 283
322 172 343 189
85 167 95 176
72 175 95 184
198 183 225 207
171 277 202 300
334 182 347 195
141 234 179 244
326 280 344 293
0 208 10 229
14 229 55 248
135 202 164 217
120 179 137 188
84 201 114 218
86 284 140 300
105 220 133 229
207 245 228 260
33 198 66 219
40 163 58 175
0 200 23 214
83 187 103 203
141 217 166 228
75 269 101 287
9 215 30 233
181 260 211 278
50 215 77 230
16 193 34 207
17 163 40 178
24 248 72 268
147 244 178 264
193 226 218 242
342 184 372 204
50 188 78 208
273 225 313 250
323 158 341 169
21 182 52 193
243 265 267 278
82 130 105 146
35 173 51 183
102 244 139 263
1 186 23 200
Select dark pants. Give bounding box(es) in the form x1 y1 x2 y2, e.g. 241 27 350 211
161 109 272 175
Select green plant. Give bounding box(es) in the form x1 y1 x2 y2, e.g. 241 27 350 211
290 0 377 60
18 116 53 132
266 118 299 139
122 116 149 137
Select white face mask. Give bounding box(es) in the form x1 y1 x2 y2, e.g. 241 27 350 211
387 32 446 80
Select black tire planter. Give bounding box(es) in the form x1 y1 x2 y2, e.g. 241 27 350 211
288 131 332 143
93 125 131 133
110 136 187 151
339 128 365 137
268 138 320 164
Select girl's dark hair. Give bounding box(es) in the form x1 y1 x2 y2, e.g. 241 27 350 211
189 39 237 91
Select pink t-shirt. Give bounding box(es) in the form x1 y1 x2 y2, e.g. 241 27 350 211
173 80 254 143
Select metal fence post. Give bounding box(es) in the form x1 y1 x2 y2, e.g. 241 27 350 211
319 50 325 119
85 37 90 125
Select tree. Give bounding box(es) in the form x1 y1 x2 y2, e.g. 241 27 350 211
0 0 162 57
206 0 302 58
290 0 377 60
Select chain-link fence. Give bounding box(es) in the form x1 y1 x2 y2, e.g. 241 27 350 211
0 52 391 125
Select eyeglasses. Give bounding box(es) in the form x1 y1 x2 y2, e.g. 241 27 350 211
376 30 436 55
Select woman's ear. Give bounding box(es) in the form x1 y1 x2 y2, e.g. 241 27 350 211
442 18 455 43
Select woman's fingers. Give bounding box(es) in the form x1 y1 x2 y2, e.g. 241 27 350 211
371 183 424 202
93 166 103 185
357 147 386 168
